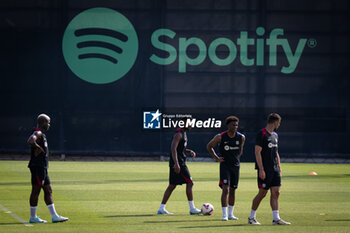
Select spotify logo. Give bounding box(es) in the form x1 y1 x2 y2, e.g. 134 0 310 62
63 8 312 84
62 7 138 84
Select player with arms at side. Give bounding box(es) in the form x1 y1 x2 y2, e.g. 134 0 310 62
27 114 68 223
207 116 245 221
157 118 201 215
248 113 291 225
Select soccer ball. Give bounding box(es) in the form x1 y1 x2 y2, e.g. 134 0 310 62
201 203 214 215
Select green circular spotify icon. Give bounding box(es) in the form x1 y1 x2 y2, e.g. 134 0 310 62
62 8 138 84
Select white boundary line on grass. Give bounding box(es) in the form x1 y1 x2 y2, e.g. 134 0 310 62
0 204 33 227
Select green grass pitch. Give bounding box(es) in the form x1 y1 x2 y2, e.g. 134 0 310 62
0 160 349 233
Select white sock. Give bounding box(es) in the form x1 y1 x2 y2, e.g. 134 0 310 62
228 205 234 216
188 201 195 210
30 206 37 219
222 207 228 218
272 210 280 221
249 209 256 219
159 204 166 210
47 204 59 218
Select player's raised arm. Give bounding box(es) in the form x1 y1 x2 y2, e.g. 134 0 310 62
207 134 224 162
27 131 44 156
171 133 182 174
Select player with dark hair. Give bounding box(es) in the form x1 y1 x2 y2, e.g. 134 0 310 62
207 116 245 221
27 114 68 223
157 118 201 215
248 113 291 225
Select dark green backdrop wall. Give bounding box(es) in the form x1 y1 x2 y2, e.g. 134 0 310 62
1 0 349 161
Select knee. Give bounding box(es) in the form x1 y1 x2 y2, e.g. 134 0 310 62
271 190 280 199
44 186 52 195
222 186 229 195
168 184 176 191
259 190 268 198
31 186 41 196
187 182 193 188
229 188 236 195
30 191 40 198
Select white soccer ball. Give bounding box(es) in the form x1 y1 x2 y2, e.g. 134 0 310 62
201 203 214 215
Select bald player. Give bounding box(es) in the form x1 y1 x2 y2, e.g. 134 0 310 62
27 114 68 223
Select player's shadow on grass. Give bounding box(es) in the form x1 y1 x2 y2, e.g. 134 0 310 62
325 219 350 221
0 182 28 186
105 214 155 218
0 223 25 225
144 219 221 223
179 224 245 228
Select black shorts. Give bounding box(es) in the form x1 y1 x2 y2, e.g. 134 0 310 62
219 162 239 189
257 170 281 190
29 167 50 186
169 165 193 185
